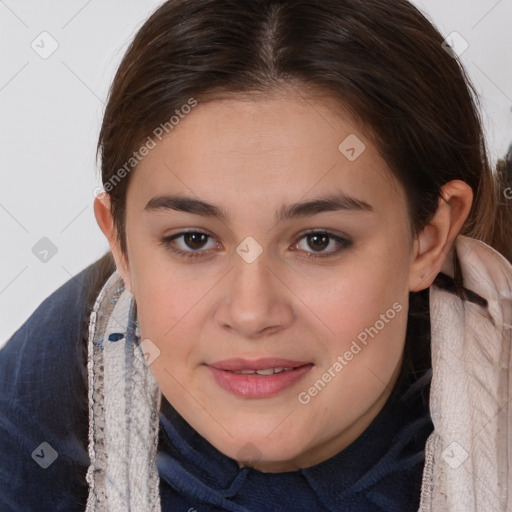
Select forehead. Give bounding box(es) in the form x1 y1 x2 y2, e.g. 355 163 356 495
127 91 406 222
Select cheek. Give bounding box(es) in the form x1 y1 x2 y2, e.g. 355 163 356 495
297 246 410 346
133 272 206 349
296 258 409 432
303 283 408 401
127 234 209 333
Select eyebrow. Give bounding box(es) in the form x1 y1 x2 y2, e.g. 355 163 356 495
144 192 373 223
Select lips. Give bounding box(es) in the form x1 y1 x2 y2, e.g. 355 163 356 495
206 358 313 398
208 358 311 372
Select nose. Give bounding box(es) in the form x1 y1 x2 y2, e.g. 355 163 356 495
214 251 294 339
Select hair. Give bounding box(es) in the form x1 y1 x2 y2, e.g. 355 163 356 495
92 0 512 383
495 144 512 261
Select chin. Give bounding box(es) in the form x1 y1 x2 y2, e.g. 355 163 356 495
214 433 308 469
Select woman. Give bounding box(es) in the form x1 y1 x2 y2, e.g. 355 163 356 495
1 0 511 510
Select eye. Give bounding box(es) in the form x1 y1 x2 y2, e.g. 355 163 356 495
293 230 352 259
160 231 221 259
160 229 351 261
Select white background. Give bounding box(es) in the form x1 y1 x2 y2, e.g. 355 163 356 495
1 0 511 348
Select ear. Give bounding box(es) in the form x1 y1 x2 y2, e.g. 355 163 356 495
93 193 132 293
409 180 473 292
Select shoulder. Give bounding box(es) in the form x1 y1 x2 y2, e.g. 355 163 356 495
0 252 115 512
0 252 115 398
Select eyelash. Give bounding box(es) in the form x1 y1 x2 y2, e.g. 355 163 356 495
160 230 352 260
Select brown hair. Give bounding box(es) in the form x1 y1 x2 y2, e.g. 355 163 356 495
93 0 511 383
495 145 512 261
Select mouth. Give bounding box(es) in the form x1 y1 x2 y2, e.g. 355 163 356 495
205 358 314 398
229 366 304 375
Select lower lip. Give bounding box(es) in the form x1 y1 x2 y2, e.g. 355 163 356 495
206 364 313 398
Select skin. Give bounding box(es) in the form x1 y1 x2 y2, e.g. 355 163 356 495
95 88 472 473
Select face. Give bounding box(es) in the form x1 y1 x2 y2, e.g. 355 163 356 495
103 89 422 472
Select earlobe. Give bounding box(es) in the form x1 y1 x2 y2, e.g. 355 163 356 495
408 180 473 292
93 194 132 292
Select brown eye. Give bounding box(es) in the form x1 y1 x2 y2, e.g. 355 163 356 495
182 232 209 250
294 231 352 259
160 230 221 259
306 233 330 252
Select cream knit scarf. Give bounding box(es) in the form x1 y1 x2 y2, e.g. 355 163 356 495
84 235 512 511
85 271 162 512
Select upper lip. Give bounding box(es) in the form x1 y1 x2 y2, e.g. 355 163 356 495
207 358 312 371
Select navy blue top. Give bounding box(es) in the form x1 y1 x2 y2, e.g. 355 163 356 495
0 259 433 511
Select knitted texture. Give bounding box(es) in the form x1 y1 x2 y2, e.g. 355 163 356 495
85 271 162 512
419 236 512 511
